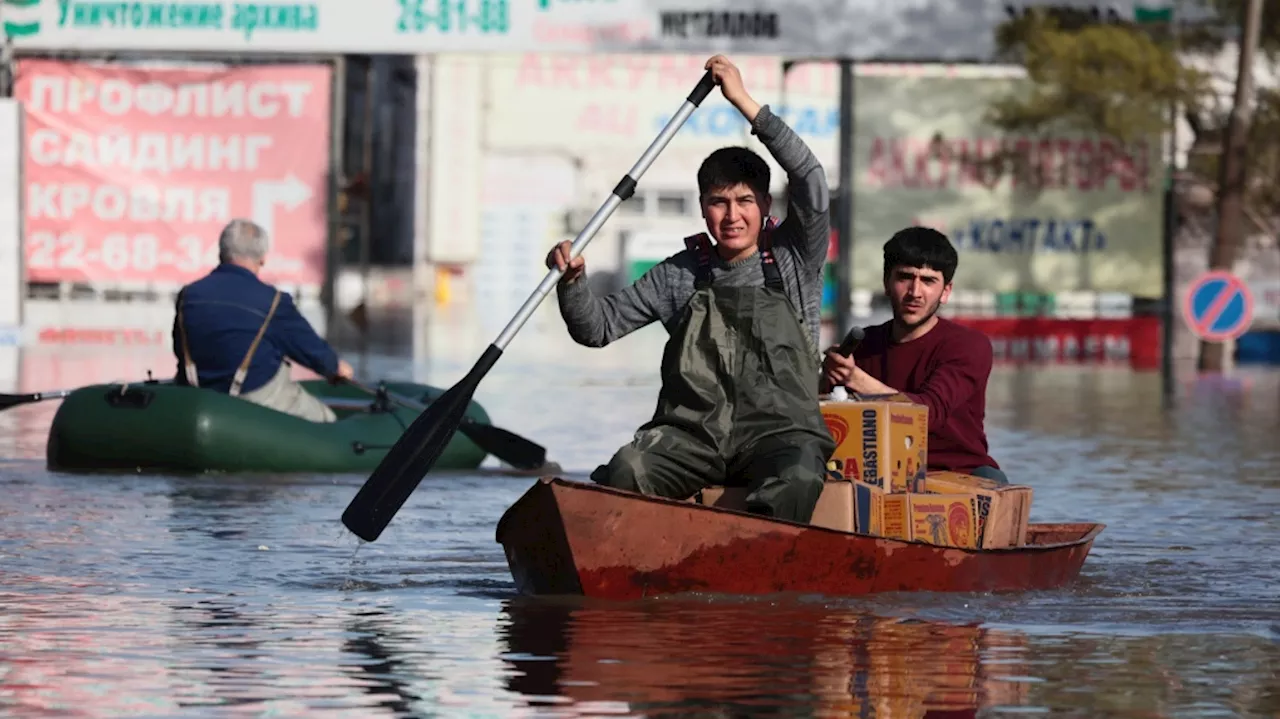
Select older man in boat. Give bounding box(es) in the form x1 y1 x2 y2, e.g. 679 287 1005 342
545 54 836 523
820 226 1007 484
171 218 354 422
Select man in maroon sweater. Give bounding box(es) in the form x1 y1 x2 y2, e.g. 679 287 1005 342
821 226 1006 484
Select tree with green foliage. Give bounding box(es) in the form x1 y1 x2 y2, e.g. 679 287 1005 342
985 0 1280 229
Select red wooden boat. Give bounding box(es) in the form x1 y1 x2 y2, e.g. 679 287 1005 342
495 477 1104 601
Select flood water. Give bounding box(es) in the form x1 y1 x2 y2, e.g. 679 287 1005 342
1 308 1278 717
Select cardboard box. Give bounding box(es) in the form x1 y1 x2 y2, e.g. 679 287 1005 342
852 480 882 536
854 479 991 549
920 471 1033 548
881 493 911 541
820 397 928 493
908 493 980 549
852 480 911 540
693 478 855 532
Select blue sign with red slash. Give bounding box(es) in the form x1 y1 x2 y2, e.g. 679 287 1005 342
1182 270 1254 342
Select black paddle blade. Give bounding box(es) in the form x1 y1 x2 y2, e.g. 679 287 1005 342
458 420 547 471
837 326 865 356
341 345 503 542
0 393 39 411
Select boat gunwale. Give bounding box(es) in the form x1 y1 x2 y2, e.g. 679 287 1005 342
523 476 1105 554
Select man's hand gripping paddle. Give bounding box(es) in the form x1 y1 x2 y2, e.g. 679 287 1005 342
827 327 866 402
340 71 719 543
836 326 865 357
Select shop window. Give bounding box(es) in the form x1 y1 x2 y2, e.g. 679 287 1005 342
656 191 691 217
619 193 647 215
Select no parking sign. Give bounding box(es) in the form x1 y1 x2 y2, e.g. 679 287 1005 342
1182 271 1254 342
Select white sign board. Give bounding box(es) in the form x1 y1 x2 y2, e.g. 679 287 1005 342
425 56 484 264
5 0 1180 60
848 66 1165 296
472 153 577 333
0 99 21 341
481 52 841 202
1250 278 1280 329
621 229 688 282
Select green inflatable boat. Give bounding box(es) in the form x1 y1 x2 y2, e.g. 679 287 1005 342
45 379 491 473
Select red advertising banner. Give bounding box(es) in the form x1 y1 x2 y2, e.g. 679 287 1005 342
15 59 332 288
949 316 1162 370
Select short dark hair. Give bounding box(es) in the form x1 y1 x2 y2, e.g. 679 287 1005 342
697 146 771 198
883 227 959 284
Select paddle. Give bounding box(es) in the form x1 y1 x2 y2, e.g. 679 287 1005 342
824 327 866 401
341 379 547 471
339 71 718 543
836 326 865 356
0 373 170 410
0 388 77 411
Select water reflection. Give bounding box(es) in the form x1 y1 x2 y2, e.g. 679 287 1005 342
340 607 428 716
167 596 273 711
497 596 1029 718
165 474 324 542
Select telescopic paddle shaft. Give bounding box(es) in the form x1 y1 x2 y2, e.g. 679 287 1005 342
0 389 75 411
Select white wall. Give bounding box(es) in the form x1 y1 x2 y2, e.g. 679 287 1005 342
419 52 846 304
0 99 21 345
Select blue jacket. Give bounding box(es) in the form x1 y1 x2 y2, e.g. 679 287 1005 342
172 263 339 394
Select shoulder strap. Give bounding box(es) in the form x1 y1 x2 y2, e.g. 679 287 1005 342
229 290 283 397
758 216 784 292
683 233 715 290
176 289 200 387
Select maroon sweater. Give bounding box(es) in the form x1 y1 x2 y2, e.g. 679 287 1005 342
853 317 998 472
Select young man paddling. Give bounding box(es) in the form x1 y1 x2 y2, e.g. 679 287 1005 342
546 54 835 523
821 227 1006 484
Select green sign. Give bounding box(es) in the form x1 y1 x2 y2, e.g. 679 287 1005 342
5 0 322 40
3 0 41 37
397 0 508 34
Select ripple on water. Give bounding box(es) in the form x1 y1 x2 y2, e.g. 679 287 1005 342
0 342 1278 716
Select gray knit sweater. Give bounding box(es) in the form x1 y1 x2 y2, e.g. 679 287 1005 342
555 104 831 351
